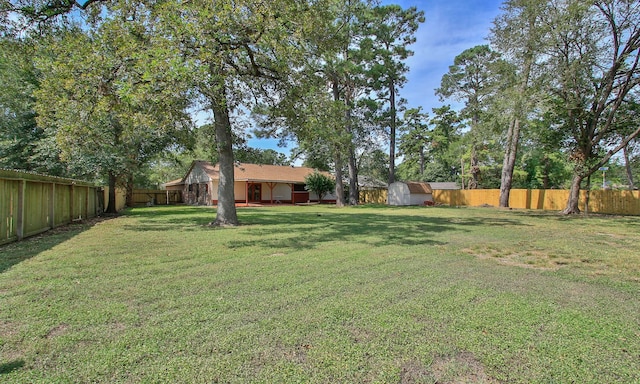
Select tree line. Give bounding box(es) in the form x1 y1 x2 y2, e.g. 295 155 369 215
1 0 639 224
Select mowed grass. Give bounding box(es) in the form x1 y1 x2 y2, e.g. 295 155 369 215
1 205 639 383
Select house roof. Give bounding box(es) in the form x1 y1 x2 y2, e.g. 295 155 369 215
357 175 387 189
161 178 184 187
427 182 459 190
185 161 330 184
405 182 432 194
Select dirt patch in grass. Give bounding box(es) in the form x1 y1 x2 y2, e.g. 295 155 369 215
45 323 69 339
431 351 497 384
464 247 562 271
42 215 116 236
0 320 19 338
400 360 433 383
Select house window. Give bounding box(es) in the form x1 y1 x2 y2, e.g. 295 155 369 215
294 184 306 192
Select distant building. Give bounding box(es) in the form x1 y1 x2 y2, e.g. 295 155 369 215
165 161 336 206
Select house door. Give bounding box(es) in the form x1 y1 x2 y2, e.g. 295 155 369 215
248 183 262 202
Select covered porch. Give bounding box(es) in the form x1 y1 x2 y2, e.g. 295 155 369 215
240 181 310 206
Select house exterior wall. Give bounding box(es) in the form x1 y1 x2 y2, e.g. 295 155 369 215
184 163 211 184
234 181 246 201
210 181 218 203
183 183 210 205
263 183 292 202
183 163 213 205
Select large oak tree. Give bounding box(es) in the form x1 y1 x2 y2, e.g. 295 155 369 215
540 0 640 213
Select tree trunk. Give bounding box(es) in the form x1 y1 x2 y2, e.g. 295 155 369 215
348 145 358 205
388 78 396 185
542 155 550 189
210 86 239 226
499 44 532 207
344 89 358 206
562 174 583 214
125 173 134 207
584 173 591 215
499 118 520 207
460 158 466 189
624 144 635 190
419 146 425 176
334 149 345 207
469 144 480 189
106 171 118 214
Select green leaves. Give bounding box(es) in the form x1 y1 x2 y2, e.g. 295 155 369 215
304 171 336 202
31 12 194 184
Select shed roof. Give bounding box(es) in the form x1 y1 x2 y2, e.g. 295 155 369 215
185 161 330 184
405 181 432 194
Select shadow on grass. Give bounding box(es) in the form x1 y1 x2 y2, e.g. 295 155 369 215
507 208 640 226
123 205 204 218
237 211 526 249
123 207 527 249
0 359 24 375
0 218 111 274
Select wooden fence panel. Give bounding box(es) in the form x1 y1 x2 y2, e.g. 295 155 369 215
23 181 52 238
54 184 72 226
506 189 568 210
132 189 182 205
364 188 639 215
583 190 640 215
359 189 387 204
432 188 640 215
102 187 128 212
73 186 88 220
0 170 102 245
0 178 19 245
99 188 180 210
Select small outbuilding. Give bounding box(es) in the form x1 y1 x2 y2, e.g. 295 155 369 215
387 181 433 206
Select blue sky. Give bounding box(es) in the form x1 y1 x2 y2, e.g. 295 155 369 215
247 0 505 156
390 0 503 110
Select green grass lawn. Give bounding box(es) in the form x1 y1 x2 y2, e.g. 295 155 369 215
1 205 639 383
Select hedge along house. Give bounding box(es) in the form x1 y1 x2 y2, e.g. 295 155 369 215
178 161 336 206
387 181 434 206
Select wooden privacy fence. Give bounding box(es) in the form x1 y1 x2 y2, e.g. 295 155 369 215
359 189 388 204
433 189 640 215
1 169 103 245
360 188 640 215
99 188 182 211
131 189 182 206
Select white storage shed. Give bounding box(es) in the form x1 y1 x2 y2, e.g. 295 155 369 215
387 181 433 206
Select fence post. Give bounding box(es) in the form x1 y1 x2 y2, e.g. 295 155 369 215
16 179 26 240
85 186 89 219
69 183 75 221
50 183 56 229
